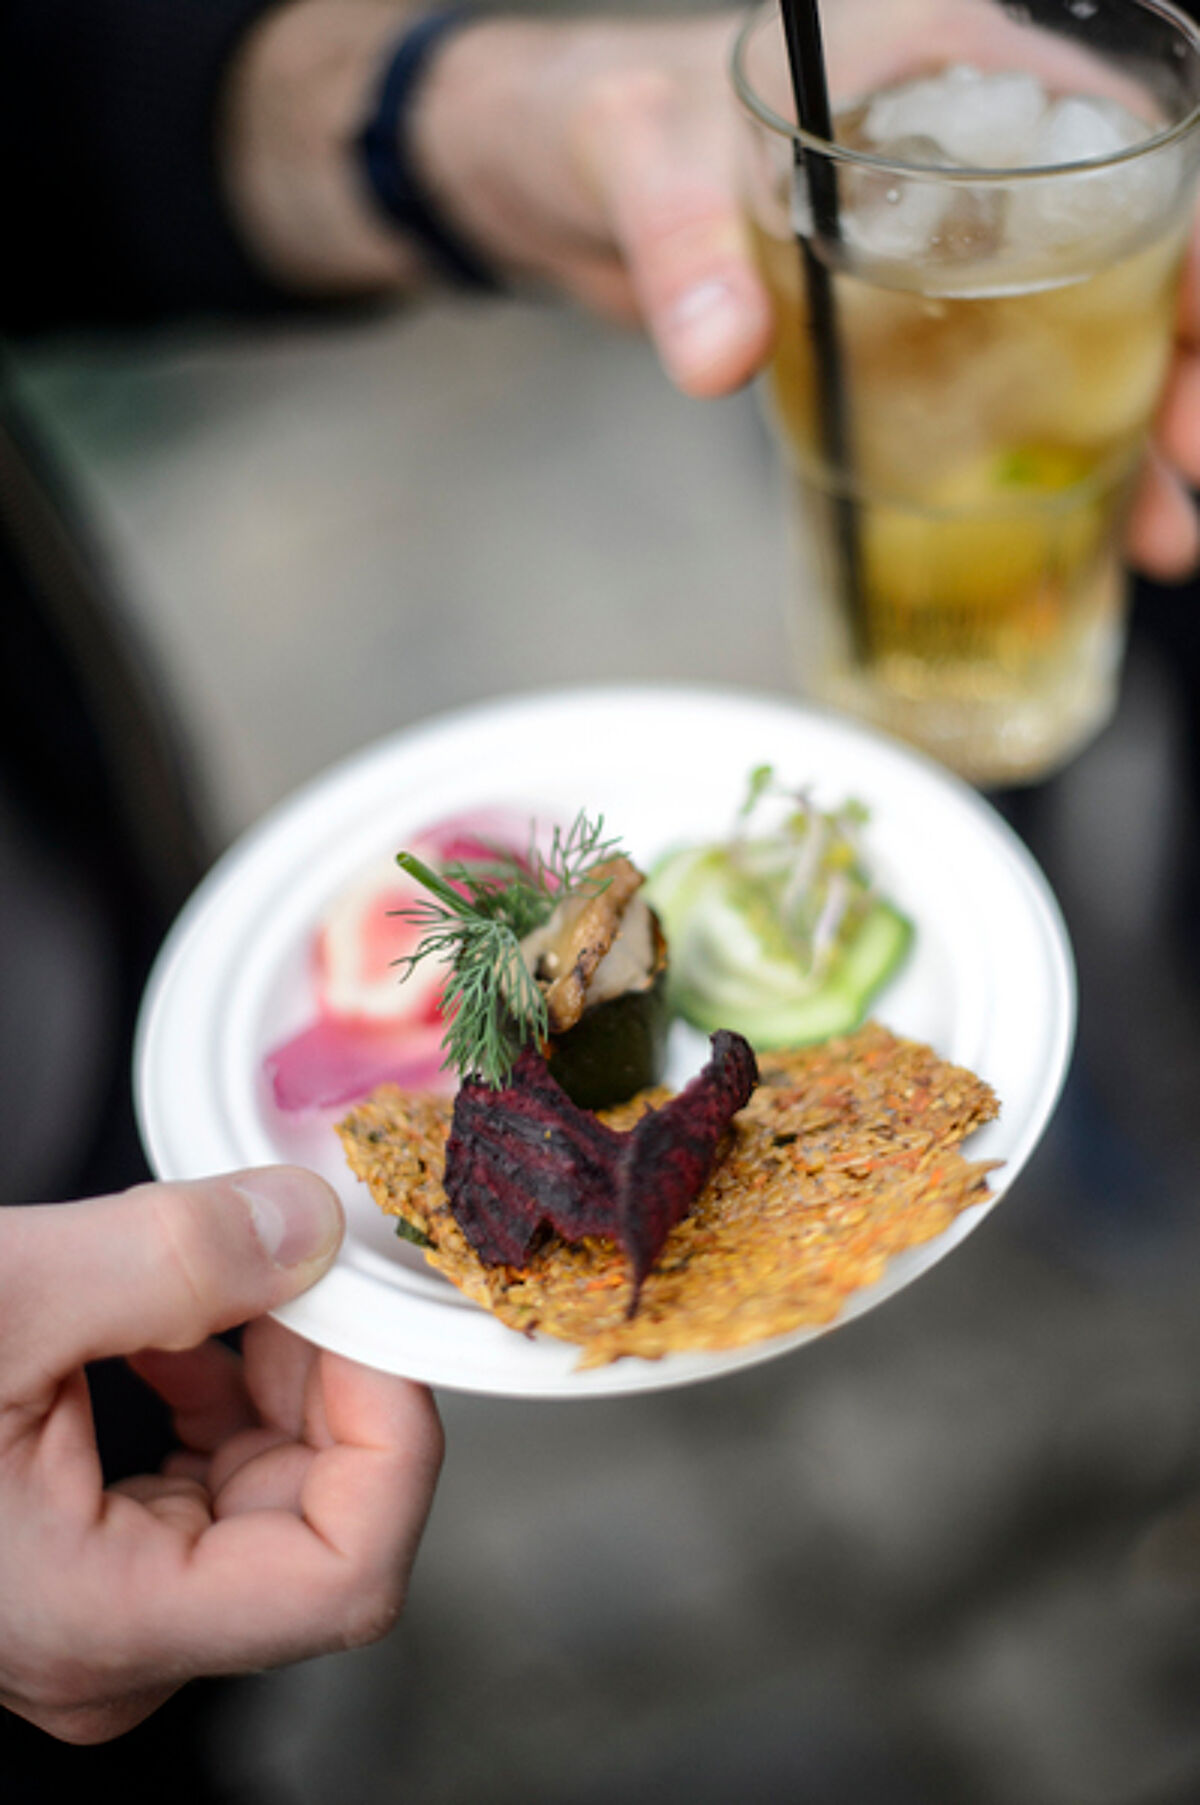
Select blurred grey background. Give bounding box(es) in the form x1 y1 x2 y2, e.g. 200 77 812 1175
12 2 1200 1799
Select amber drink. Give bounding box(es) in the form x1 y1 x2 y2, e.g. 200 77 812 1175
734 0 1200 784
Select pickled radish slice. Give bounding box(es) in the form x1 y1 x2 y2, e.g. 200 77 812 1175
264 809 537 1112
315 866 446 1024
314 810 534 1024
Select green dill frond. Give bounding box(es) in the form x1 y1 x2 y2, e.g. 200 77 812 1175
438 913 548 1090
438 809 623 927
536 810 625 897
391 811 627 1087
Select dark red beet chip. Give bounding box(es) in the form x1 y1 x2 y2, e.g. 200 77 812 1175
443 1031 758 1308
618 1029 759 1292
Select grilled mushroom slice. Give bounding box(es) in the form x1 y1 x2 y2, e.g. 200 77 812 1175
519 856 671 1109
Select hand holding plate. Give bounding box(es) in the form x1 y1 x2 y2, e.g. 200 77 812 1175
0 1168 442 1743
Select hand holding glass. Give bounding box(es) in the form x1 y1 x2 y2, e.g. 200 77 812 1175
734 0 1200 784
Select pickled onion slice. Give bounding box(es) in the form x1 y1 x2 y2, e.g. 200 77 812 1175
266 1016 448 1112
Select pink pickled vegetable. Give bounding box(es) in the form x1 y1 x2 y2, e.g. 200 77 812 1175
264 809 535 1112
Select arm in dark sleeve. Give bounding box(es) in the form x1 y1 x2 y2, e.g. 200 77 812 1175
1 0 298 331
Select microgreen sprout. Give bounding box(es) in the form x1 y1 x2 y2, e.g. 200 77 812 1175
726 767 876 982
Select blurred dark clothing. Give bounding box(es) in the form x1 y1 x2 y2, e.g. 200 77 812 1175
0 383 213 1204
0 381 258 1799
0 0 305 1201
0 0 297 1179
0 0 291 333
0 0 292 1216
0 0 292 1793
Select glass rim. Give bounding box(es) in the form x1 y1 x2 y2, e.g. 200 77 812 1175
730 0 1200 183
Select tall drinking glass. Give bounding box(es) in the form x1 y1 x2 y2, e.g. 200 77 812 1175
733 0 1200 785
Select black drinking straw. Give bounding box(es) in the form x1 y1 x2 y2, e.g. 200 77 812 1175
778 0 869 660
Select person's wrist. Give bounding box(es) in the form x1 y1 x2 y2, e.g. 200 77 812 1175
221 0 430 295
357 9 502 289
410 15 575 285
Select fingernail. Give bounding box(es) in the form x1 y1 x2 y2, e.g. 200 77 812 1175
664 279 741 374
236 1169 343 1270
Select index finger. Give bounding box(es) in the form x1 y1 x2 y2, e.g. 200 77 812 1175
577 68 772 396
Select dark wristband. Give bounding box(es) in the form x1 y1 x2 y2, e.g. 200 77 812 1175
357 8 500 291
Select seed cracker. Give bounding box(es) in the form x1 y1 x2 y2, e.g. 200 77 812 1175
337 1021 1000 1368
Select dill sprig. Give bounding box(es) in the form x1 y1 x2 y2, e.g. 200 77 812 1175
393 810 626 1087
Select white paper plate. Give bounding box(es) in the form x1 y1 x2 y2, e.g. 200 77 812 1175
135 683 1075 1399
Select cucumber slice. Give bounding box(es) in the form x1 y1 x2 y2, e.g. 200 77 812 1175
648 816 912 1049
669 898 911 1047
